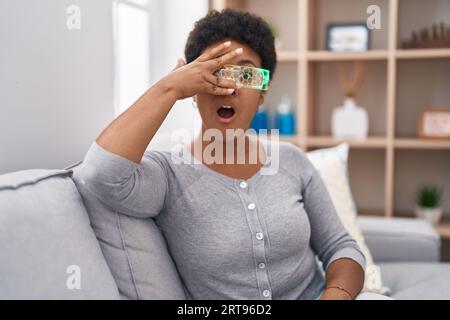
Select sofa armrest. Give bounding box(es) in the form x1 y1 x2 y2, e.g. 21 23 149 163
357 216 441 263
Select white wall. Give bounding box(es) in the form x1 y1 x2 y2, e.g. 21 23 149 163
0 0 208 174
146 0 206 151
0 0 115 174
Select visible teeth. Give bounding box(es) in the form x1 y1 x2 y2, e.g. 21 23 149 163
222 106 232 109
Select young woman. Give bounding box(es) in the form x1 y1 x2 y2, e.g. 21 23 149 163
77 9 365 300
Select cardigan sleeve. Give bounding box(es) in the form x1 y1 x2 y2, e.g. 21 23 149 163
74 141 168 218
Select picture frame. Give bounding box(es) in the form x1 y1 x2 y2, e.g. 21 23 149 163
326 22 371 52
418 107 450 139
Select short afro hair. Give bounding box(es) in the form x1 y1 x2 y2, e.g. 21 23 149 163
184 9 277 80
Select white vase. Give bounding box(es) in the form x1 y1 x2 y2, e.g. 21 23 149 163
414 206 443 225
331 97 368 140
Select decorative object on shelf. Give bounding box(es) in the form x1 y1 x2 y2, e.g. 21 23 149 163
276 95 295 136
331 62 368 140
326 22 370 52
249 104 268 132
418 108 450 139
415 185 443 225
402 22 450 49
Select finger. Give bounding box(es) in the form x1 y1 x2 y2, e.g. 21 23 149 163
205 47 243 69
197 41 232 62
204 72 242 89
202 81 235 96
172 58 185 71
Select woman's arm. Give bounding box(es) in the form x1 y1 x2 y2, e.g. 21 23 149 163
96 79 178 164
319 258 364 300
301 165 366 300
97 41 242 163
75 42 242 217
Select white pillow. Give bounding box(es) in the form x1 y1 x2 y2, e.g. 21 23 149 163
307 143 388 294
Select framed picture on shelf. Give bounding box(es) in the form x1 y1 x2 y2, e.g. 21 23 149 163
326 22 371 52
418 108 450 139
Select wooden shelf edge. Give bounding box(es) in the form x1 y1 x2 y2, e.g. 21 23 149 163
278 135 299 144
396 48 450 60
298 49 450 62
306 136 388 148
357 209 386 217
306 50 389 61
394 138 450 150
260 137 450 150
255 134 300 145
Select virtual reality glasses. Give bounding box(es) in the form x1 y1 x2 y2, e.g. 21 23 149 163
213 64 270 91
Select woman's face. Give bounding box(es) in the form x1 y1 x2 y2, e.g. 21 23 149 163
194 39 266 136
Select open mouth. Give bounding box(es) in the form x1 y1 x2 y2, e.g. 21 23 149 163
216 105 236 124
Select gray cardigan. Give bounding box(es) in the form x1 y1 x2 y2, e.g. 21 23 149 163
77 140 366 300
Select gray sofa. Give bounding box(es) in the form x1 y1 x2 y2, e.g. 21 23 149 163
0 165 449 299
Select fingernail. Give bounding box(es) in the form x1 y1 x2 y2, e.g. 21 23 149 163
236 83 243 88
235 48 243 54
228 88 235 94
224 41 231 46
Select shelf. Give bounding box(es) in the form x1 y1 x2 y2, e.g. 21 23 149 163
307 50 389 61
265 134 299 145
311 0 390 51
263 135 394 149
296 137 450 149
357 209 386 217
278 49 450 62
395 138 450 150
278 135 299 144
395 59 450 138
254 134 299 145
305 136 387 148
396 48 450 60
304 49 450 61
213 0 450 218
394 150 450 224
277 51 298 62
280 49 450 62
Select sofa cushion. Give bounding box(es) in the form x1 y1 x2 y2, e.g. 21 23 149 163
307 143 385 294
357 216 440 263
379 262 450 299
0 169 120 299
72 165 187 300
